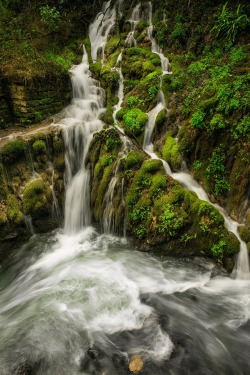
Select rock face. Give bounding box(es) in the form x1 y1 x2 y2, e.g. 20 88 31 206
0 125 65 256
1 75 71 128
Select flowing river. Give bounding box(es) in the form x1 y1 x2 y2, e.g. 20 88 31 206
0 1 249 374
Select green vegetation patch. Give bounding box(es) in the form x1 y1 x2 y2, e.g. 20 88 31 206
1 139 27 164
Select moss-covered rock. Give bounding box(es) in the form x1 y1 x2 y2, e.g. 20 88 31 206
162 135 182 171
22 178 51 217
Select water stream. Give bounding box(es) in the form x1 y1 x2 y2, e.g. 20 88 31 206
0 1 249 374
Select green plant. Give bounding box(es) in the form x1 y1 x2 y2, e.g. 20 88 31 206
190 109 206 129
148 85 159 99
157 205 184 236
209 113 225 131
193 160 202 170
127 96 139 108
211 240 227 256
212 3 249 43
206 146 229 196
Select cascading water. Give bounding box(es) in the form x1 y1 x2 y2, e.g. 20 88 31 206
125 3 141 47
61 46 105 234
147 2 171 74
0 2 249 375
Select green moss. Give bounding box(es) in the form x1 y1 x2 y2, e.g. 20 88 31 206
0 163 8 199
136 20 149 32
149 173 167 199
32 140 47 155
53 155 65 172
162 135 182 171
141 159 163 173
1 139 27 163
116 107 127 120
142 61 156 75
23 179 50 216
6 194 24 224
0 203 7 225
105 35 120 55
123 108 148 136
125 151 144 170
155 109 167 128
238 226 250 243
94 165 113 218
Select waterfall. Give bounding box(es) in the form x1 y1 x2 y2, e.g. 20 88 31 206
143 1 249 279
58 3 117 235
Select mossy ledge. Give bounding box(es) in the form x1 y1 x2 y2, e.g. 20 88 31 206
0 125 65 256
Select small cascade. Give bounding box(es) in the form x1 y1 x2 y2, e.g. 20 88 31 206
125 4 141 47
89 1 116 63
24 214 35 235
49 165 62 223
113 52 124 124
26 141 39 177
103 134 131 235
147 2 171 74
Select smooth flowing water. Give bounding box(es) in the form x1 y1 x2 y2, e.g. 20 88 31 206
0 2 249 375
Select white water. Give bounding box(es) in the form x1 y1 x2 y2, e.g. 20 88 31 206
125 3 141 47
0 230 249 374
60 47 105 234
89 1 116 63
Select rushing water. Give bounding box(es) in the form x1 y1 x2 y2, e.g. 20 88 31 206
0 230 250 374
0 1 249 374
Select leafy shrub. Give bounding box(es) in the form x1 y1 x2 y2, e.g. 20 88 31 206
40 5 60 32
148 85 159 99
